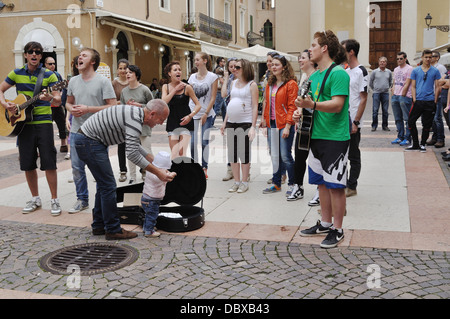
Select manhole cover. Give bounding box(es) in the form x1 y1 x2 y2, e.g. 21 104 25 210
39 242 139 276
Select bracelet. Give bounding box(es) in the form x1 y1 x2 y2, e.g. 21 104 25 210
313 101 317 110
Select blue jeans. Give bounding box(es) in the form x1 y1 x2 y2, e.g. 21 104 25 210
190 116 213 169
73 133 121 234
372 92 390 129
391 95 412 141
267 122 295 187
141 195 160 235
70 132 89 204
213 92 226 124
431 97 445 142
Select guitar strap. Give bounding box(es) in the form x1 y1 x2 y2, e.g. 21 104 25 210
314 63 337 105
32 67 46 105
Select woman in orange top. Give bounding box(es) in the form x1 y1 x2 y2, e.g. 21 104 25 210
261 55 298 194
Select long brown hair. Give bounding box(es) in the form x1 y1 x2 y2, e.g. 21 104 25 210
236 59 254 83
268 55 296 86
163 61 181 82
196 52 212 71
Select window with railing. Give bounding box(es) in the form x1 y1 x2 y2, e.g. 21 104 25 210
182 12 232 41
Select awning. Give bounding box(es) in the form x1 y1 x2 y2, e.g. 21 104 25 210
96 10 201 51
239 44 298 63
200 42 258 61
95 10 264 62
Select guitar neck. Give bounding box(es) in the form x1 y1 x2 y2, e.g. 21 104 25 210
19 86 56 111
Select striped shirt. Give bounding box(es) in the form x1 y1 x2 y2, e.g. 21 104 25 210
81 104 150 169
5 64 58 124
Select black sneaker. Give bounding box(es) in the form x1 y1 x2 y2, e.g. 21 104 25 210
320 229 344 249
287 184 304 201
300 220 332 237
404 145 421 151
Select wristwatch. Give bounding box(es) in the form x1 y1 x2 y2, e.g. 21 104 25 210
353 120 360 126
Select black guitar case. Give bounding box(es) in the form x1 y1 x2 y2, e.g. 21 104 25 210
117 157 206 232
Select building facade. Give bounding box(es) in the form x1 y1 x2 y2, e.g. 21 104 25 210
275 0 450 70
0 0 448 97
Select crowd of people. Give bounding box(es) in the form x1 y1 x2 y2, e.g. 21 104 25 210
0 32 449 247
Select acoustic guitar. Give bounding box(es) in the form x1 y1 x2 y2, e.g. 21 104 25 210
0 80 67 137
297 80 313 151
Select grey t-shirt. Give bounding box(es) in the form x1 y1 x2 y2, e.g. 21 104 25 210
120 84 154 136
67 73 116 133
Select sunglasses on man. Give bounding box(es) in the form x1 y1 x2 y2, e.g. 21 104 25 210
26 49 42 55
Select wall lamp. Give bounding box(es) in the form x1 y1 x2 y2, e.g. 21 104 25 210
72 37 83 50
425 13 450 32
138 43 151 56
105 38 118 53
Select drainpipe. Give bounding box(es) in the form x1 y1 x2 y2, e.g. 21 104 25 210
146 0 149 20
235 0 237 44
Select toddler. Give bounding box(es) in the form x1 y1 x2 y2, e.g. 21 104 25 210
141 151 176 237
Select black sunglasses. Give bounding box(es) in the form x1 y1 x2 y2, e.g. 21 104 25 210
423 72 428 81
26 49 42 55
273 54 287 65
46 62 55 65
234 65 242 70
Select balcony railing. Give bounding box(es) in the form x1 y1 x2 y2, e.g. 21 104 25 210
182 12 232 41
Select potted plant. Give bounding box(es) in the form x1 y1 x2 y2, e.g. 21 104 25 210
183 23 196 32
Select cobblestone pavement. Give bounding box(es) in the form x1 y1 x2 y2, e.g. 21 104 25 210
0 221 448 300
0 106 449 302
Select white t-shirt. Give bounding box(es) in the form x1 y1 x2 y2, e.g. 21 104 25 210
226 80 254 123
188 71 218 119
434 63 447 79
142 171 167 199
346 65 368 126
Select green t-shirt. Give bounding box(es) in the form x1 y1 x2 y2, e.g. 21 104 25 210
310 64 350 141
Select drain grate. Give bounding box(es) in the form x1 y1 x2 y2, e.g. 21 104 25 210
39 242 139 276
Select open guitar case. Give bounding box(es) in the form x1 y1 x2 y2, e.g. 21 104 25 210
116 157 206 232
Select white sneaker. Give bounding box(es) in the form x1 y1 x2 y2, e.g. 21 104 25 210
51 199 62 216
23 198 42 214
68 199 89 214
228 183 240 193
118 172 127 182
237 183 249 193
308 190 320 206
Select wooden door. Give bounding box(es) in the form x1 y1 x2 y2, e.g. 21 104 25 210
369 1 402 71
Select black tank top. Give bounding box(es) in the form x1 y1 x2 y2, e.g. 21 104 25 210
166 84 194 132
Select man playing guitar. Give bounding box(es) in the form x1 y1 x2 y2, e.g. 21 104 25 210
294 30 350 249
0 41 63 216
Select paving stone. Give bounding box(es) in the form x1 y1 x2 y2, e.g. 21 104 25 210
0 220 448 299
